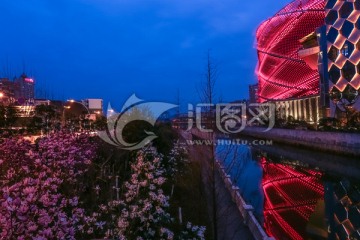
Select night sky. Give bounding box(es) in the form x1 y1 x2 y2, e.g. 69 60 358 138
0 0 290 110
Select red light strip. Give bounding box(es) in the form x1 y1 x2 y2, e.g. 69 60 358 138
262 160 324 240
256 0 325 102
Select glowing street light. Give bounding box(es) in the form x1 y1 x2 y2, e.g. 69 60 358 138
66 100 92 131
62 105 71 127
67 100 90 114
0 92 4 98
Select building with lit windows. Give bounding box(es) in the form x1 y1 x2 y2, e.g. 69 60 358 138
0 74 35 106
249 84 259 104
0 78 16 105
14 73 35 102
256 0 360 123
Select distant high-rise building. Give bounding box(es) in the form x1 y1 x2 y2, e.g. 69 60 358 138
249 84 259 103
14 73 35 101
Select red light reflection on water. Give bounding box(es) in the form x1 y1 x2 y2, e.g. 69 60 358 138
261 157 324 240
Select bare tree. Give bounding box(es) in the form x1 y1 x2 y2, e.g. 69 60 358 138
195 51 254 240
198 50 218 107
198 50 219 240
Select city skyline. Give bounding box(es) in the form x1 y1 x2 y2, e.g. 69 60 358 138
0 1 359 240
0 0 290 109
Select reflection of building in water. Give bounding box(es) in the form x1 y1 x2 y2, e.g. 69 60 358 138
326 179 360 239
217 144 360 239
261 158 324 240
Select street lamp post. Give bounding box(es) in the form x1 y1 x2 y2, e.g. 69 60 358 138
62 106 71 127
68 100 91 114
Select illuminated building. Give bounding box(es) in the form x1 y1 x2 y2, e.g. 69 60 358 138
0 74 35 105
249 84 259 104
14 73 35 102
325 0 360 114
172 113 192 130
0 78 16 105
256 0 360 123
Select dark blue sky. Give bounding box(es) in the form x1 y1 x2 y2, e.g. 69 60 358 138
0 0 290 109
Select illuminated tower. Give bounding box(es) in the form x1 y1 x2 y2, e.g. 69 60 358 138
14 73 35 101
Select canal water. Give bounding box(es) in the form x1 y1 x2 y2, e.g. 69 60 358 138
216 140 360 240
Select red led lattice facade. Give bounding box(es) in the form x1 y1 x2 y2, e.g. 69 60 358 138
256 0 325 102
261 159 324 240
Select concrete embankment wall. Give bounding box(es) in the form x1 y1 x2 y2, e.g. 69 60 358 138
216 160 274 240
189 129 274 240
241 127 360 156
